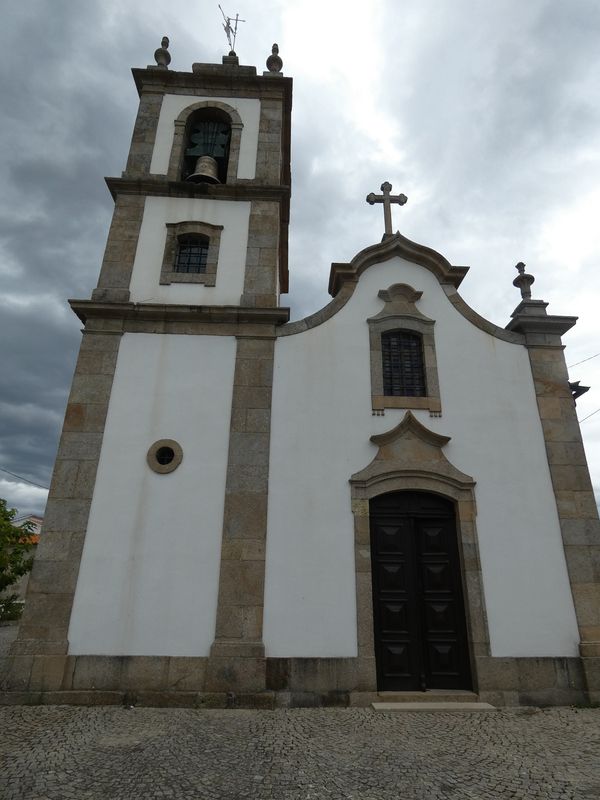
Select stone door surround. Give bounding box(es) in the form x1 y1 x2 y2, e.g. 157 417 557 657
349 411 490 692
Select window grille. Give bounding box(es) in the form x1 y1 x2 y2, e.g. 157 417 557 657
382 331 426 396
175 235 209 273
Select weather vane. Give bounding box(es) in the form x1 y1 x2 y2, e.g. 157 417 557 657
218 5 245 53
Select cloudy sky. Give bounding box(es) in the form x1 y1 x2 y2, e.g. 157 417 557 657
1 0 600 515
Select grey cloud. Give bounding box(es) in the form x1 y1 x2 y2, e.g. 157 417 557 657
0 3 155 515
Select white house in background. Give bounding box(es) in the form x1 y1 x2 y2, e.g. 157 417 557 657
13 515 43 542
4 41 600 707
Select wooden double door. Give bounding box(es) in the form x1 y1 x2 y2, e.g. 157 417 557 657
369 491 472 692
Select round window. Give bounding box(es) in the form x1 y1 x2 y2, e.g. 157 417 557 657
146 439 183 474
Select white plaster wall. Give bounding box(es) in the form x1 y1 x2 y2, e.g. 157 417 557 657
68 333 236 656
265 256 580 658
150 94 260 179
128 196 250 306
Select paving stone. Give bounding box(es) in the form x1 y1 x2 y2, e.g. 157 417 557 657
0 706 599 798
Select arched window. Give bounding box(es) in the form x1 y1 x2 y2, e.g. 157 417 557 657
183 108 231 184
168 101 243 184
381 330 426 397
174 234 209 274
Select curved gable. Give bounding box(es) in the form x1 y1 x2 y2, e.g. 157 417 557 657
280 233 524 344
328 232 469 296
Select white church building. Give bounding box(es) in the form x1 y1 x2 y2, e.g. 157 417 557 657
3 41 600 707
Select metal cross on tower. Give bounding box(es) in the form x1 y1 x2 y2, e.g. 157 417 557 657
366 182 408 237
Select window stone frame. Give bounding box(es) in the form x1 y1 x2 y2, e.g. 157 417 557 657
368 283 441 414
146 439 183 474
160 221 223 286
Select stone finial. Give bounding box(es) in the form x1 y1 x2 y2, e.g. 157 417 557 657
266 43 283 73
512 261 535 300
154 36 171 69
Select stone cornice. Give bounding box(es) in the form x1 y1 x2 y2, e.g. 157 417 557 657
506 303 578 338
132 67 293 105
328 232 469 296
506 314 578 337
279 268 524 345
105 176 291 203
446 293 524 344
69 300 290 327
279 234 522 345
349 468 476 493
277 283 355 337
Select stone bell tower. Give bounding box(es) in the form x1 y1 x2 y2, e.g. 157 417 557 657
93 37 291 308
6 40 293 701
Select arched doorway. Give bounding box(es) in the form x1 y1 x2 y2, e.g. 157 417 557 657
370 490 472 691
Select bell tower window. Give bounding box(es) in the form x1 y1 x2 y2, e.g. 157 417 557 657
175 234 209 274
160 221 223 286
167 101 244 185
183 109 231 184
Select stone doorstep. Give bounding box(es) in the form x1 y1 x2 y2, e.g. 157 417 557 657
372 701 496 712
377 690 480 703
372 690 494 713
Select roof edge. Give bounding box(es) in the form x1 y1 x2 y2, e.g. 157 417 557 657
328 232 469 296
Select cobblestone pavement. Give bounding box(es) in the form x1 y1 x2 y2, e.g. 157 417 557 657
1 705 599 799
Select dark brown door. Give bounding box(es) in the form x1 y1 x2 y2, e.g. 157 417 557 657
370 491 472 692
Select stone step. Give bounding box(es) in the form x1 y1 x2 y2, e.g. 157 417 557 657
376 690 480 704
372 701 495 713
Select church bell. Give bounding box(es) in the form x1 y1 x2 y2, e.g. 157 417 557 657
187 155 221 184
184 119 230 184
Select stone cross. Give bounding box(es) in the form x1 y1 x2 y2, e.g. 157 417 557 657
366 182 408 236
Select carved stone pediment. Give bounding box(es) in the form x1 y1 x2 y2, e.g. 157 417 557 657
350 411 475 492
368 283 432 323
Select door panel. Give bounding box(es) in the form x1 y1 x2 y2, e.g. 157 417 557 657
371 516 421 689
370 491 472 692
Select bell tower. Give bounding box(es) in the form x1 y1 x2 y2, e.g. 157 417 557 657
91 38 291 309
8 40 293 699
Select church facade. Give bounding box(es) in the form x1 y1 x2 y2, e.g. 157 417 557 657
3 43 600 707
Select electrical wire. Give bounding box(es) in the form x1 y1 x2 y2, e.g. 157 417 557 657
0 467 49 490
568 352 600 368
579 407 600 424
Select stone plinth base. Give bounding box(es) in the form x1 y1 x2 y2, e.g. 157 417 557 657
1 654 597 708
